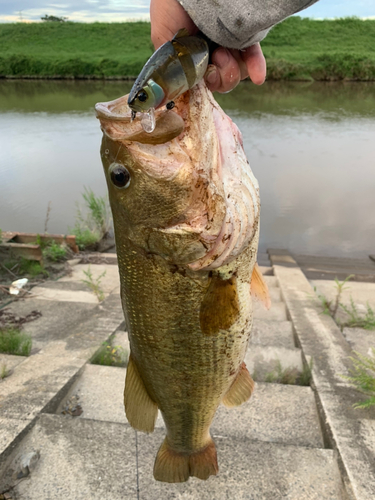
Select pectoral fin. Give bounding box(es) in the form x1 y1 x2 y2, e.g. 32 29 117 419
124 353 158 433
200 276 240 336
222 363 254 408
251 263 271 310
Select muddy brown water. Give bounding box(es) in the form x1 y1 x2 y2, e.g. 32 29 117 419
0 79 374 258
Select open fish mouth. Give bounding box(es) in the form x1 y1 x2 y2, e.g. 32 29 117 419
96 83 260 271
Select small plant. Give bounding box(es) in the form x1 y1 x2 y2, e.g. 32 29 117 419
339 298 375 330
344 349 375 409
315 275 353 320
42 241 68 262
91 341 128 367
81 266 106 301
263 359 313 386
1 363 9 379
0 327 32 356
70 226 100 251
19 258 49 278
82 187 111 239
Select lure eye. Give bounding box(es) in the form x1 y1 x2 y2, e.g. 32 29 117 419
109 163 131 189
137 90 148 102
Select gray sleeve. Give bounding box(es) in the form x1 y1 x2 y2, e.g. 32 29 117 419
177 0 319 49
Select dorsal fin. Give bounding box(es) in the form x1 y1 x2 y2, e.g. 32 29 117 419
251 263 271 310
173 28 190 40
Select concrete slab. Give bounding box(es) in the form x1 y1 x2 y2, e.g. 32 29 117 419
5 414 137 500
137 429 344 499
250 319 295 349
245 345 303 381
272 253 375 499
59 264 120 294
0 417 33 457
253 301 287 321
30 286 99 303
342 327 375 357
0 354 26 373
3 298 97 349
263 275 279 288
258 266 273 276
212 383 324 448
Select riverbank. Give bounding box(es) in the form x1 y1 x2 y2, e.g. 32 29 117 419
1 17 375 80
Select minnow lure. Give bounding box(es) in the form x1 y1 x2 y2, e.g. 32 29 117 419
128 29 209 119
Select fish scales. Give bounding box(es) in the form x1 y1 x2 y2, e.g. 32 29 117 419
96 82 265 483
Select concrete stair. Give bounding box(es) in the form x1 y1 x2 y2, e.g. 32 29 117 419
0 262 346 499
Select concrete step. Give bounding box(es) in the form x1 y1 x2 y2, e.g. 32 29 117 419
250 319 295 349
253 301 288 321
245 345 303 381
137 429 344 500
2 414 342 500
264 275 279 288
60 364 322 448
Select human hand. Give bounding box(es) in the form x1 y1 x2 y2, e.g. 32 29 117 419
150 0 266 93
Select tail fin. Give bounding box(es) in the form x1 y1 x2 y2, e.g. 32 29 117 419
153 437 218 483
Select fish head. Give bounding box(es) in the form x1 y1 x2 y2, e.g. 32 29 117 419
96 83 260 269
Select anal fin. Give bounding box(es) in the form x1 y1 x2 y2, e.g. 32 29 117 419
154 437 218 483
124 353 158 433
222 362 255 408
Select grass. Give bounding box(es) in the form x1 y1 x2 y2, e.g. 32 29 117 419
315 276 375 330
81 265 106 301
91 341 128 367
42 241 68 262
70 187 112 250
1 363 9 379
262 359 313 386
343 349 375 409
0 327 32 356
1 18 375 80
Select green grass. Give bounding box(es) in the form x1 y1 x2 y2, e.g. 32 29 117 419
91 341 128 367
1 18 375 80
81 265 106 302
0 327 32 356
42 241 68 262
254 359 313 386
343 349 375 409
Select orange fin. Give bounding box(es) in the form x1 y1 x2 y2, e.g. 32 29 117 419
251 263 271 310
124 353 158 433
154 437 218 483
222 363 255 408
200 276 240 335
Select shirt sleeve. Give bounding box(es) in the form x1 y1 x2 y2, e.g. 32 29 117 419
177 0 319 49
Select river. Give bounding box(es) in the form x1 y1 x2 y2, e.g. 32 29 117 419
0 79 374 257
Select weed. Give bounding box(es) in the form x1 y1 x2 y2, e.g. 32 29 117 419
0 228 2 243
343 349 375 409
1 363 9 379
82 187 111 239
263 359 313 386
44 201 52 233
315 275 353 320
0 327 32 356
91 341 128 367
19 258 49 278
339 298 375 330
70 226 100 250
42 241 68 262
81 265 106 301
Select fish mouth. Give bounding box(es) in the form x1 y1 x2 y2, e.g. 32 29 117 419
95 94 184 145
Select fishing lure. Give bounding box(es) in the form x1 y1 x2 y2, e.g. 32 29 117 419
128 29 209 122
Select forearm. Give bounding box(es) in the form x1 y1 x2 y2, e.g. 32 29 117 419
177 0 319 49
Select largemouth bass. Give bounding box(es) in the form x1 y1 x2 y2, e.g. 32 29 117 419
95 82 269 483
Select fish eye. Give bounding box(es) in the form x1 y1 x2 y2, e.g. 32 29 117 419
109 163 131 189
137 90 148 102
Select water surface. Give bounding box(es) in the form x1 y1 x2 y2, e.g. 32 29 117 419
1 80 374 257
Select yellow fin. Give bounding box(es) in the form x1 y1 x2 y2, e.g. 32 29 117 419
251 263 271 310
173 28 190 39
154 437 218 483
200 276 240 335
222 363 255 408
124 353 158 433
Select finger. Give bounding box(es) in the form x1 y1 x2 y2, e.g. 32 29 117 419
241 43 267 85
209 48 241 93
229 49 249 81
150 0 197 49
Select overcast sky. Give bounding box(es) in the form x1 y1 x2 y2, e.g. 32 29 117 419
0 0 374 23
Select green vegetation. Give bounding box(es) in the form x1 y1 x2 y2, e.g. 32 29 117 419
262 359 313 386
0 17 375 80
0 327 32 356
315 276 375 330
91 341 128 367
81 265 106 301
70 187 112 250
42 241 68 262
344 349 375 409
1 363 10 379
